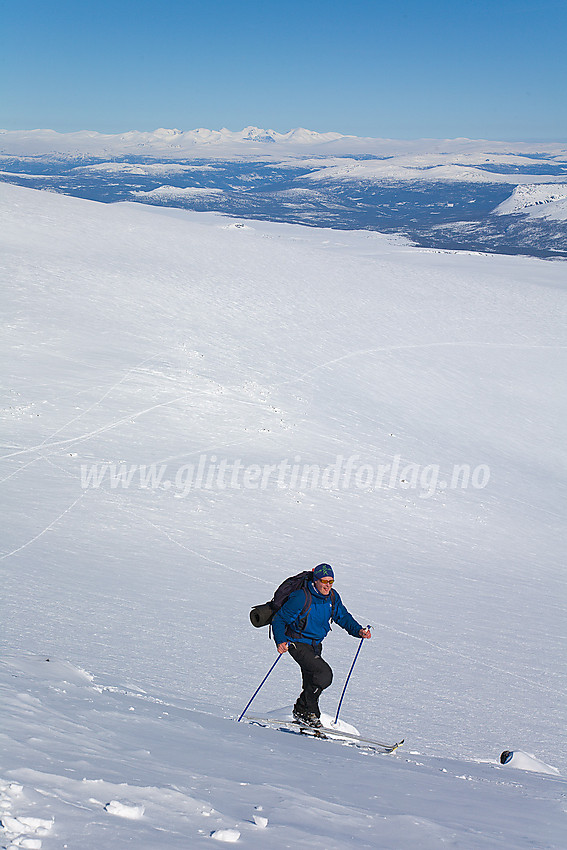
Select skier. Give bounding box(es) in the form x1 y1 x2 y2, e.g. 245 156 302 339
272 563 371 727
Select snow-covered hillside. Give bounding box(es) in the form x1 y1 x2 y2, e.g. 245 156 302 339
494 183 567 220
1 183 566 848
302 155 567 185
1 655 564 849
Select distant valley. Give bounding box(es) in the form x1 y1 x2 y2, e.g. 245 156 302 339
1 128 566 258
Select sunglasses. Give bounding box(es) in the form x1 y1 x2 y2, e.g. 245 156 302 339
318 578 334 585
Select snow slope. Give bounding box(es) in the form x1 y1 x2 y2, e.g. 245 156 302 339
494 183 567 220
1 655 564 850
1 183 566 847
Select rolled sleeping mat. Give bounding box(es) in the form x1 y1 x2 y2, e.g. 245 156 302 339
249 603 275 627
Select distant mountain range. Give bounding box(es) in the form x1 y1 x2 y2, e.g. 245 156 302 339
1 125 566 161
0 125 350 156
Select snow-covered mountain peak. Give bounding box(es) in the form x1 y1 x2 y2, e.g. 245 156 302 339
151 127 183 137
239 125 278 142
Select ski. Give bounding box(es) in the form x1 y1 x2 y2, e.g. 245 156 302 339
243 715 404 753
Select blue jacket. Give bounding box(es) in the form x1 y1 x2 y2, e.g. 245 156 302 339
271 581 363 646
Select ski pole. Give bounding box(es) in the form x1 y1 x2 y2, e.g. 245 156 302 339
237 653 283 722
334 626 371 725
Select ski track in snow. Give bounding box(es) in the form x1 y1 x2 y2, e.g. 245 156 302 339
3 341 565 466
0 493 86 562
125 505 272 585
0 388 215 461
32 349 173 448
280 340 567 388
374 621 563 697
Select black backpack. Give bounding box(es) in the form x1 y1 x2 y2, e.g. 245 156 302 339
249 570 314 628
250 570 336 636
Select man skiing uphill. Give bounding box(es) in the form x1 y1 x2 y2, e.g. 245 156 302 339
272 563 371 728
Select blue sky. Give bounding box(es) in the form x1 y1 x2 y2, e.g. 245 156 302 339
2 0 565 140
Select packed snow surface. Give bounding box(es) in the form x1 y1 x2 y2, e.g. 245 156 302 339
1 183 566 848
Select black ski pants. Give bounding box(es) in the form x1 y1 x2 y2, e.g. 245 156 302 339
288 641 333 717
